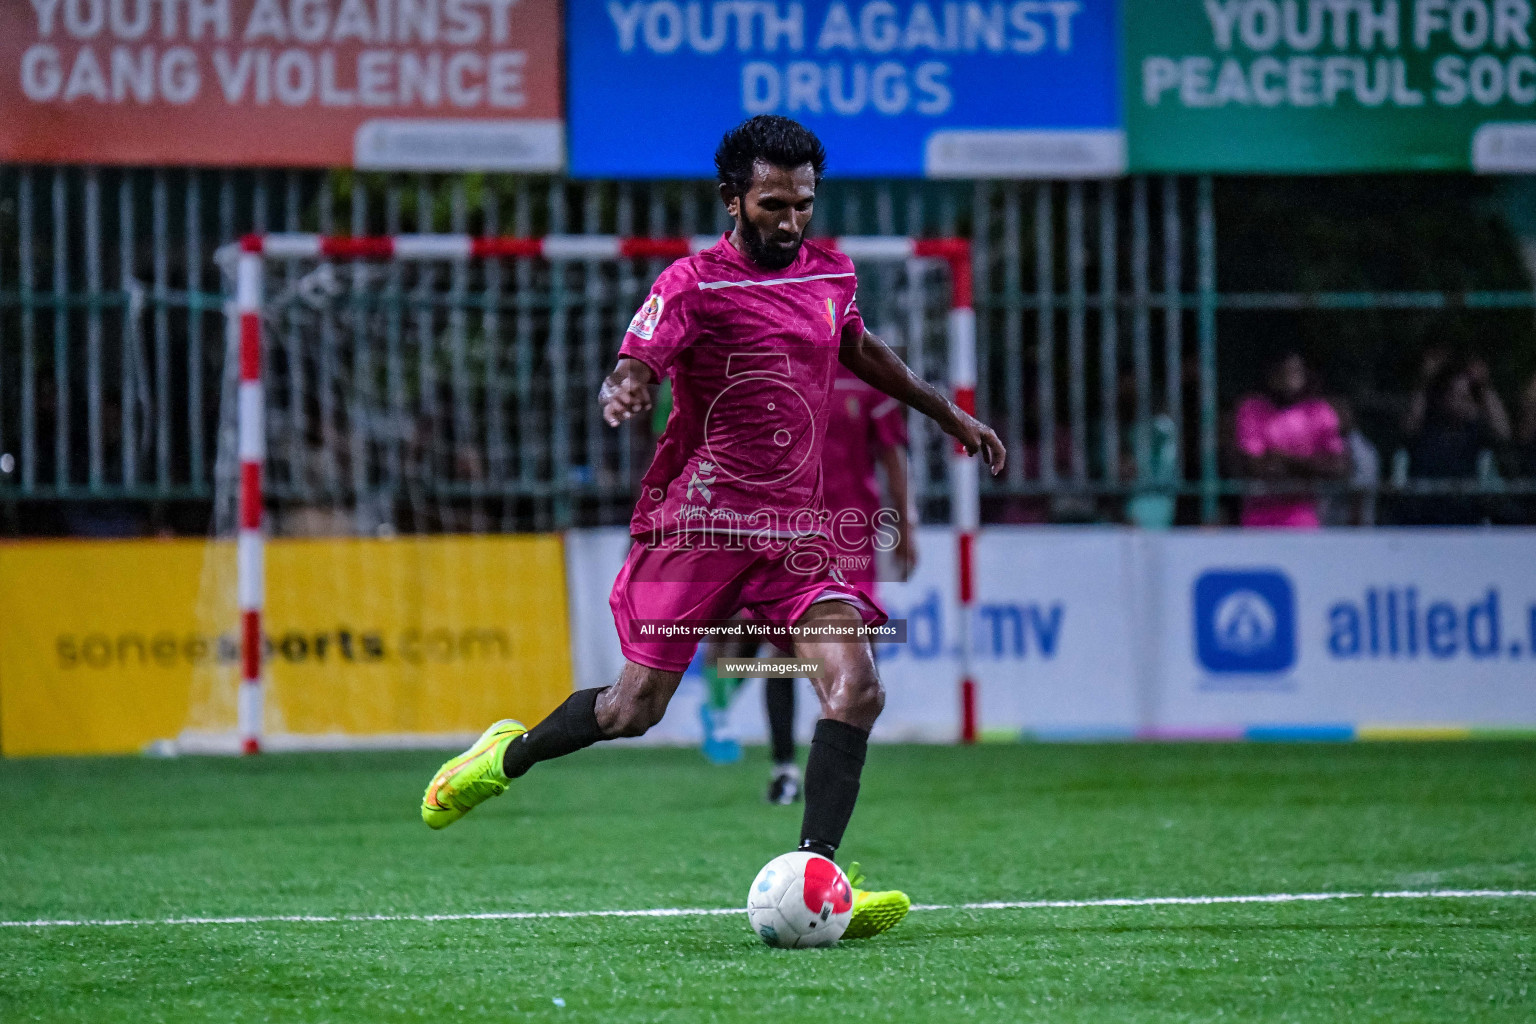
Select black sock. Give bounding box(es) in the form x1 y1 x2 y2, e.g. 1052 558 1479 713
766 678 796 765
798 718 869 859
502 688 606 779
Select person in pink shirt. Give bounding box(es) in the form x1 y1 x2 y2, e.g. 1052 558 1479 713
822 363 917 586
421 117 1005 936
1233 350 1349 528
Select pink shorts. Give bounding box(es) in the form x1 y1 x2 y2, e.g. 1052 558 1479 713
609 538 889 673
831 538 879 596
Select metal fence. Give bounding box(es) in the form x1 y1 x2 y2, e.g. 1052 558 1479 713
2 166 1535 533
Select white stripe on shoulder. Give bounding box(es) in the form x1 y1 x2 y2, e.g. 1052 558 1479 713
696 272 855 291
843 298 857 314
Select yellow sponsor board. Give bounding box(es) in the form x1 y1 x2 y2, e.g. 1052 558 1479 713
0 535 573 756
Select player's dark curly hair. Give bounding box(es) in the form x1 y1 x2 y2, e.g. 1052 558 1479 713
715 116 827 199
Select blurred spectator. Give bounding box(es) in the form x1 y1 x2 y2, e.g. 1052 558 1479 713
1400 356 1513 525
1408 356 1511 475
1124 410 1179 530
1113 368 1179 529
1516 371 1536 525
1231 350 1349 528
1402 343 1453 438
1320 398 1381 526
1518 371 1536 477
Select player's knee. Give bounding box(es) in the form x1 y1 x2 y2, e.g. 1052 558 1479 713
852 674 886 722
825 667 884 726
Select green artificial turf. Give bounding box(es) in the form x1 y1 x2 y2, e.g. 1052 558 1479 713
1 742 1533 1022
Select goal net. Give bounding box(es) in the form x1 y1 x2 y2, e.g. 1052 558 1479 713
177 234 970 754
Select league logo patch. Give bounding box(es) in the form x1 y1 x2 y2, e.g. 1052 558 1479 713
628 293 665 340
823 298 837 336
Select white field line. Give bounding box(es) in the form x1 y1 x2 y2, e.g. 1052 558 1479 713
3 889 1535 931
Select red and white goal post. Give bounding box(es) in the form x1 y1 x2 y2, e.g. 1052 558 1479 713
226 232 978 753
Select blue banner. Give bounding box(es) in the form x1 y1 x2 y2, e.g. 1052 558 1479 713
568 1 1123 178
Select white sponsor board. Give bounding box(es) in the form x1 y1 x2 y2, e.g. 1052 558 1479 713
563 527 1536 744
876 528 1142 739
1156 530 1536 734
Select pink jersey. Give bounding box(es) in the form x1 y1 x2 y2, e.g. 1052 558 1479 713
822 364 908 557
1234 395 1345 528
620 234 865 543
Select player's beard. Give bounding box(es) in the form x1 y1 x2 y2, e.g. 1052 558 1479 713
738 217 803 271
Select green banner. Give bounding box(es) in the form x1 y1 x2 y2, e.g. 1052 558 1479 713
1126 0 1536 172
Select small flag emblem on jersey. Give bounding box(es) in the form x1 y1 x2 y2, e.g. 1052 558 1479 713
823 298 837 335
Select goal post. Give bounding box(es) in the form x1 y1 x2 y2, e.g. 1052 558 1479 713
207 232 976 754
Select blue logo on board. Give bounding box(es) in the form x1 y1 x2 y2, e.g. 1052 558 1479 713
1194 570 1296 674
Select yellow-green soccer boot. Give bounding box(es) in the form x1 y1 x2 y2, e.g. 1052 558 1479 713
421 719 526 829
842 862 911 940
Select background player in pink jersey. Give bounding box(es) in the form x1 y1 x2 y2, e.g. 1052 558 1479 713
766 362 916 802
821 362 918 587
703 361 916 802
422 116 1004 939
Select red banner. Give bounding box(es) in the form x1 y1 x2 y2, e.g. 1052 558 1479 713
0 0 563 169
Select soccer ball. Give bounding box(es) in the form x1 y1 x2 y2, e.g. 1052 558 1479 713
745 851 853 948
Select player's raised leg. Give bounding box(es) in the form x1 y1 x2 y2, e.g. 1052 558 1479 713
792 599 911 938
421 662 684 829
424 532 730 829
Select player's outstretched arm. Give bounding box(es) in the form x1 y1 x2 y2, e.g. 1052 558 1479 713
840 329 1007 477
600 357 659 427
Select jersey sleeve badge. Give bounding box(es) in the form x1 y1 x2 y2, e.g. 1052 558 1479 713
628 293 665 340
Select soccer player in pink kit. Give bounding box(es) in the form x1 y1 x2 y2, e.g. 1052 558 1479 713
421 116 1005 939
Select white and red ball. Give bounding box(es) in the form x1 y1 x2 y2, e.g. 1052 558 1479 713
745 851 854 948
